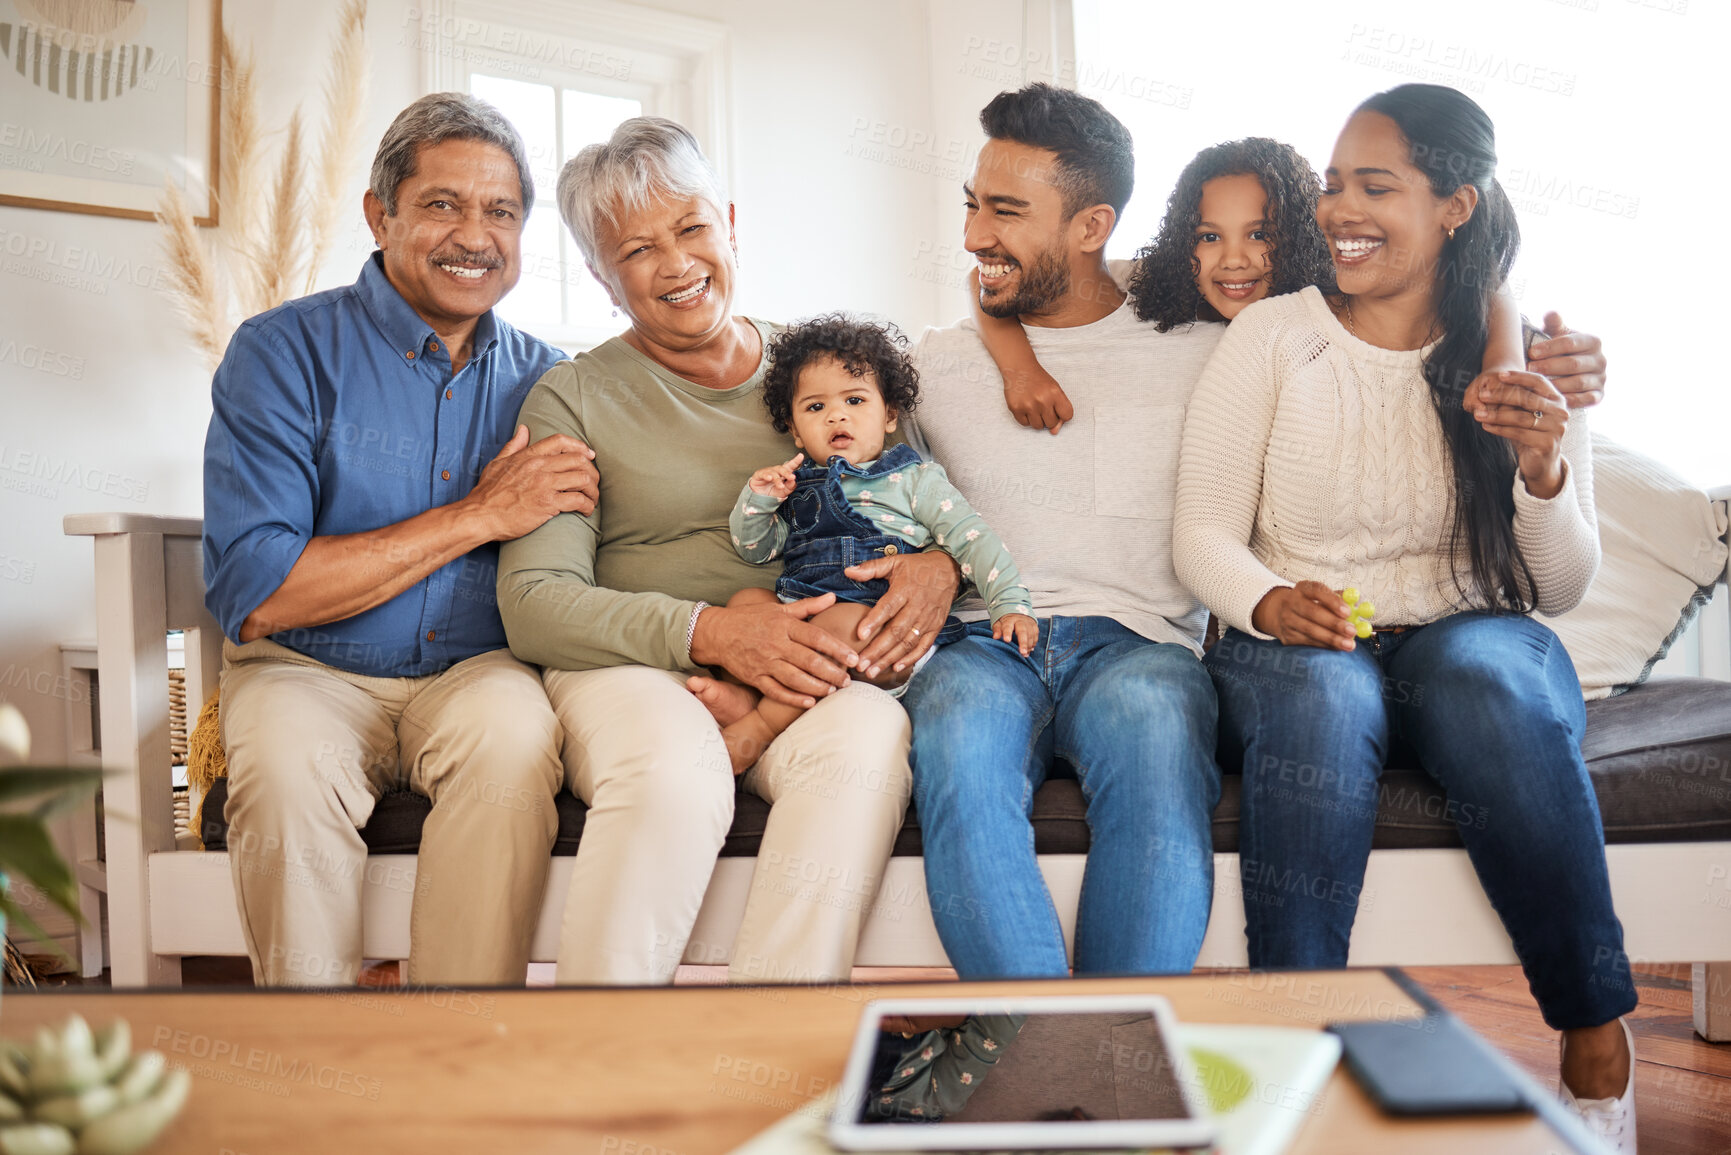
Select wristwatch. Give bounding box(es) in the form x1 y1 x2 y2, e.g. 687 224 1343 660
685 601 710 663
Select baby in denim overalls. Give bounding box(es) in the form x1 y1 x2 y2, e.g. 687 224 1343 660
712 314 1036 774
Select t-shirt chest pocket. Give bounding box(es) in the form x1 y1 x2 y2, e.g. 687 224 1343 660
1094 403 1186 521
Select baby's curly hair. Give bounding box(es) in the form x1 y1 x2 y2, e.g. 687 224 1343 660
762 314 921 435
1128 138 1337 331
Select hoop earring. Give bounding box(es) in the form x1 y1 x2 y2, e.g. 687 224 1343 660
1446 226 1456 241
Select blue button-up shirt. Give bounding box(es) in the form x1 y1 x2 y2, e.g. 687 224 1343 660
203 254 565 677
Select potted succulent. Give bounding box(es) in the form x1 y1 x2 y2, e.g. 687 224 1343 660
0 704 195 1155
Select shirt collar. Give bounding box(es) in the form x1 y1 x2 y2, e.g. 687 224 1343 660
818 442 922 479
356 251 500 364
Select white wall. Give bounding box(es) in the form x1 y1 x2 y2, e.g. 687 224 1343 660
0 0 1038 942
635 0 943 333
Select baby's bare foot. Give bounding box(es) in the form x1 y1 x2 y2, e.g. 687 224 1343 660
687 674 760 727
861 663 914 693
721 712 778 776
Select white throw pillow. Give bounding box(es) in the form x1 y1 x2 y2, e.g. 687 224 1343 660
1539 434 1728 699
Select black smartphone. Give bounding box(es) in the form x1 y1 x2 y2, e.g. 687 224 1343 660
1328 1016 1533 1116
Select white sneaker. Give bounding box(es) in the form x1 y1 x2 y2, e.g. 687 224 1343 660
1558 1016 1636 1153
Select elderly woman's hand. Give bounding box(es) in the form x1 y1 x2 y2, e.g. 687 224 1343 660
845 551 961 679
690 594 859 708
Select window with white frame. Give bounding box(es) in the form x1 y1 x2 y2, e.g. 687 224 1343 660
414 0 729 350
1071 0 1725 486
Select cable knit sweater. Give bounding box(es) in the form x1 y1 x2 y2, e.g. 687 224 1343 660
1174 287 1598 638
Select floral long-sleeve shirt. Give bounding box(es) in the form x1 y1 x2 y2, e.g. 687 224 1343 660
730 453 1034 622
865 1014 1028 1122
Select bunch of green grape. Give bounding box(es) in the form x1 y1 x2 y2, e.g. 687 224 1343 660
1341 588 1377 639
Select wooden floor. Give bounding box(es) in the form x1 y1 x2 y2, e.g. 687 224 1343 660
16 958 1729 1153
1407 963 1731 1155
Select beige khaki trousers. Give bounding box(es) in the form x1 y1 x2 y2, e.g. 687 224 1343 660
220 638 562 987
543 666 912 985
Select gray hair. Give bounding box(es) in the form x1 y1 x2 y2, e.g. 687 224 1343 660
557 116 728 267
369 93 534 217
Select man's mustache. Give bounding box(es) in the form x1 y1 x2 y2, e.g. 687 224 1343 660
427 247 505 269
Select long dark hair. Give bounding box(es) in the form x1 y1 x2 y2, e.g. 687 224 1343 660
1128 138 1335 331
1354 84 1529 611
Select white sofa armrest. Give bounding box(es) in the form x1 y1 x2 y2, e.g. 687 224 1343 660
63 513 205 538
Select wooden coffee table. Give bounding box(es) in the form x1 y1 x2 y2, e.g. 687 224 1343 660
1 969 1605 1154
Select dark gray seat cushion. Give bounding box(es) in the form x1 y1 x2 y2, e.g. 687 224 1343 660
199 677 1731 857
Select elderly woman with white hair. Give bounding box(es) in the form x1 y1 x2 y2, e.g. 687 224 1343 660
497 117 957 985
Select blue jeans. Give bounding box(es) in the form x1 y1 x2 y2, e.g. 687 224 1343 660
1206 612 1636 1030
904 616 1220 978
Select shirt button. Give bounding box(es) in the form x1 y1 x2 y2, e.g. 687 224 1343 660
429 340 440 352
445 389 453 400
426 630 435 642
404 351 415 360
441 470 451 480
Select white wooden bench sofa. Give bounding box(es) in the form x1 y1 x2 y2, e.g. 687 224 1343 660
62 507 1731 1042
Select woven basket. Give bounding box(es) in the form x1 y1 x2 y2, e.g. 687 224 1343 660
167 668 203 848
168 667 188 765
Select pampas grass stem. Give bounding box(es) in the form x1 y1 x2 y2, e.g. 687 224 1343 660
158 7 371 366
219 31 264 312
156 183 227 372
260 110 307 311
303 0 369 296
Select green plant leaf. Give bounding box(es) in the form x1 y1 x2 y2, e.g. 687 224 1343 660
0 768 104 807
0 815 85 929
31 781 106 824
0 890 74 965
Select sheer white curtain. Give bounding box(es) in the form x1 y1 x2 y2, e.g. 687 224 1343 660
1072 0 1726 485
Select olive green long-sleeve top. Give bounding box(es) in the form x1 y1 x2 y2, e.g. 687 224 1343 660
496 320 792 672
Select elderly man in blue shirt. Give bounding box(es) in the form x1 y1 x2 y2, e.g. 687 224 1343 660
202 93 598 986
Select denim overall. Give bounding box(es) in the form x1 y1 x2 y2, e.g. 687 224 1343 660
775 443 966 644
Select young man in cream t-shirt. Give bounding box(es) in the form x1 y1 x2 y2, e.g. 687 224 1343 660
903 84 1224 979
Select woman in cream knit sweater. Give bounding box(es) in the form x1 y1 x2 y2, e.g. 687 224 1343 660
1174 85 1636 1148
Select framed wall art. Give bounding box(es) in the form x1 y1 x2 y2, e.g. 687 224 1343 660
0 0 221 223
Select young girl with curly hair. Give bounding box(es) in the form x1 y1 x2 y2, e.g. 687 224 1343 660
707 313 1037 772
1126 137 1335 330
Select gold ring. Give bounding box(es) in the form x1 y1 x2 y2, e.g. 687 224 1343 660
1531 410 1542 428
909 627 921 637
